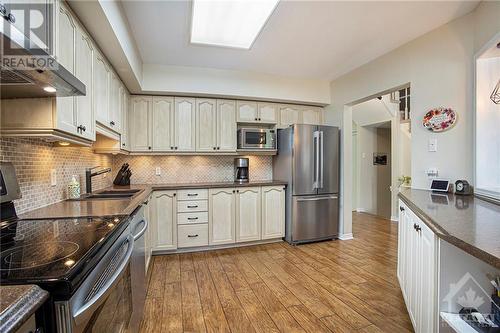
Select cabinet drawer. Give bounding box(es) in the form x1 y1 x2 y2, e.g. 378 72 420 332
178 224 208 248
177 200 208 213
177 189 208 201
178 212 208 225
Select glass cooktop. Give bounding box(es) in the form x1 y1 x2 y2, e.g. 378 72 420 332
0 216 129 292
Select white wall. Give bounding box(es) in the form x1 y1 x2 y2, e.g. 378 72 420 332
325 1 500 235
141 64 331 105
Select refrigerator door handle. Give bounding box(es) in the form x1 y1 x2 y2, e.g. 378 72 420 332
319 131 324 189
296 195 338 202
313 131 320 189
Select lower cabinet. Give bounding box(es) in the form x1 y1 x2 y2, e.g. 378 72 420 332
150 190 177 251
143 194 153 273
261 186 286 239
397 199 437 333
209 188 236 245
236 187 262 242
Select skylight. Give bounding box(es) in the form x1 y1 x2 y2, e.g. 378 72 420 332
190 0 279 50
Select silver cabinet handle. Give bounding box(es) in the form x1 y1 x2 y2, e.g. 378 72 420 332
296 196 338 202
187 205 198 208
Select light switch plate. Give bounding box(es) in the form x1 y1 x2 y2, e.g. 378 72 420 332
50 169 57 186
428 138 437 152
155 167 161 176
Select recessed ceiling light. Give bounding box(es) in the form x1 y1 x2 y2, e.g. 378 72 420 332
43 86 56 93
190 0 279 49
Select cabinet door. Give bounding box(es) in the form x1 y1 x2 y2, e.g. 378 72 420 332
196 99 217 151
302 107 322 125
56 2 76 135
152 96 174 151
407 211 420 328
94 51 109 125
108 72 121 132
217 100 237 152
279 105 301 128
144 196 152 273
257 102 278 124
74 25 94 141
129 96 152 151
209 188 235 245
236 187 261 242
237 101 258 122
150 191 177 251
120 88 129 150
397 202 407 292
418 220 436 333
174 97 196 151
261 186 285 239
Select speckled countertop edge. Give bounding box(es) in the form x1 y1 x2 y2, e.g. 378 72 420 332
0 285 49 333
398 192 500 269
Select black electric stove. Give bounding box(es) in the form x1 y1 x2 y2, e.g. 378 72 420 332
0 215 130 299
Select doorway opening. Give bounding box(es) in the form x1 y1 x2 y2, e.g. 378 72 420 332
351 88 411 221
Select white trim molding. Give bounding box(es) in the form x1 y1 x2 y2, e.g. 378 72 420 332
339 233 354 240
391 215 399 222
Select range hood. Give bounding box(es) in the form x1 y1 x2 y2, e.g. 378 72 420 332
0 19 85 99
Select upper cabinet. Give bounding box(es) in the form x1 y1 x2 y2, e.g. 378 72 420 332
216 100 237 151
196 99 217 152
108 72 122 132
129 96 153 152
237 101 278 124
174 97 196 151
93 50 110 126
279 105 323 128
152 96 174 151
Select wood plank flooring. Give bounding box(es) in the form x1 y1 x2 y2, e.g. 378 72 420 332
140 212 413 333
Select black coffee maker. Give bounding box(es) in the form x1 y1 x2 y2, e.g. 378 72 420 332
234 158 249 183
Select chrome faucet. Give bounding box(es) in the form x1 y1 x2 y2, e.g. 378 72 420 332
85 166 111 194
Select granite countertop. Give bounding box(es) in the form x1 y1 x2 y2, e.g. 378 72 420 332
20 181 288 220
398 189 500 269
0 285 49 333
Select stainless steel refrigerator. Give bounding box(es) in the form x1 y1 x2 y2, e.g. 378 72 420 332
273 124 340 244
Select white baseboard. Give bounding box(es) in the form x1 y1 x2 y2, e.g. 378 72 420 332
356 208 366 213
391 215 399 222
339 233 353 240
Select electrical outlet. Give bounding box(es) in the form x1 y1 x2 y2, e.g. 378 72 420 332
155 167 161 176
50 169 57 186
428 138 437 152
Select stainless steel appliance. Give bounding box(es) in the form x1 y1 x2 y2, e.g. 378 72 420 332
273 124 340 244
129 206 148 333
0 7 85 98
237 128 276 150
234 158 249 183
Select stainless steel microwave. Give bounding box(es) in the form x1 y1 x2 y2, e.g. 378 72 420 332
237 128 276 150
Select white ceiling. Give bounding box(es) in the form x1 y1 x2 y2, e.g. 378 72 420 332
123 1 479 80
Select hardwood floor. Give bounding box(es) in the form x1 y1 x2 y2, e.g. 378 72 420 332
140 212 413 333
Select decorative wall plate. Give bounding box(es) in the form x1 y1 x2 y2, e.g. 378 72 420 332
423 107 457 132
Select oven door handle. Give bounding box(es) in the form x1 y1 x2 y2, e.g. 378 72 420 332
72 235 134 324
133 218 148 241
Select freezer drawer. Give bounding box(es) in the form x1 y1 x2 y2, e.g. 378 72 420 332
291 194 339 243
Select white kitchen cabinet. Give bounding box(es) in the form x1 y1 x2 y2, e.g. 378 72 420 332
174 97 196 151
302 106 323 125
237 101 258 123
196 99 217 152
279 105 301 128
235 187 261 242
152 96 174 151
94 50 110 126
129 96 152 151
261 186 285 239
217 100 237 151
108 71 121 132
397 200 437 333
144 194 153 273
120 86 129 150
56 2 77 136
150 190 177 251
74 24 94 141
257 102 278 124
209 188 236 245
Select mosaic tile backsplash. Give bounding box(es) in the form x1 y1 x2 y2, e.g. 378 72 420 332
0 138 113 214
112 155 273 184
